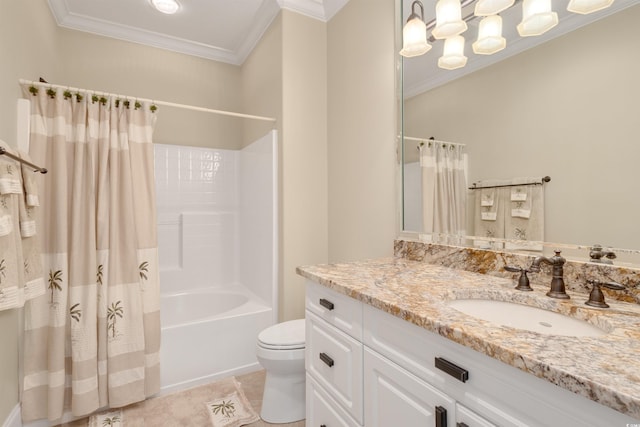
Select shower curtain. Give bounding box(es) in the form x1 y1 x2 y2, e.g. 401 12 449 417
20 86 160 422
420 141 467 238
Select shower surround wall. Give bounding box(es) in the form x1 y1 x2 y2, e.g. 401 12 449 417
154 131 277 393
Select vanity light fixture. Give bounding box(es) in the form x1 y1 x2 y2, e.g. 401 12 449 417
400 1 432 57
399 0 595 67
438 35 468 69
472 15 506 54
474 0 515 16
432 0 468 39
151 0 180 14
567 0 615 14
517 0 558 37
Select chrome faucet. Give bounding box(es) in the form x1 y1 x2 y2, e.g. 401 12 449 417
529 250 570 299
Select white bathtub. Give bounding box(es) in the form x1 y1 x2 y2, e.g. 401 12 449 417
159 286 273 394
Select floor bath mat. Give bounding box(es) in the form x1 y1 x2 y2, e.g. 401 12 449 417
87 410 123 427
205 382 260 427
119 376 259 426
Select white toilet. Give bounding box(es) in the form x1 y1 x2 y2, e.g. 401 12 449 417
256 318 306 423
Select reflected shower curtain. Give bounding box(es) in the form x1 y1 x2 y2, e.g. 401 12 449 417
20 86 160 422
420 142 467 238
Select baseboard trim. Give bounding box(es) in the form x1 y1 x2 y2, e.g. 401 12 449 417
2 405 21 427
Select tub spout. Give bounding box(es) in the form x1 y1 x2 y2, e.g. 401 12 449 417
529 250 569 299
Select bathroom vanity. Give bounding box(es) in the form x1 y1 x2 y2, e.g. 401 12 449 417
299 257 640 426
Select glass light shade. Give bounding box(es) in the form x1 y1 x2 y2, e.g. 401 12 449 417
567 0 614 14
400 17 432 57
438 36 468 70
151 0 180 14
432 0 468 40
474 0 515 16
517 0 558 37
472 15 506 55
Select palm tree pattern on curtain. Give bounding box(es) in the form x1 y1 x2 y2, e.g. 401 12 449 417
20 84 161 422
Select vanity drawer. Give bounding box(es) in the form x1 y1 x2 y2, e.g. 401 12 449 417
306 310 364 424
363 303 448 387
306 280 363 340
306 373 361 427
456 403 497 427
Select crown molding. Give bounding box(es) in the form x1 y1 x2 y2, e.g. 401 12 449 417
278 0 349 21
47 0 350 65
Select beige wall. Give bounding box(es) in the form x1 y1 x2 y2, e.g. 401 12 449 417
0 1 60 422
405 5 640 249
56 28 244 150
327 0 397 263
280 11 329 321
241 14 283 148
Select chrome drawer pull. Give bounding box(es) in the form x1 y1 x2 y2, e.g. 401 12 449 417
319 352 334 367
319 298 334 310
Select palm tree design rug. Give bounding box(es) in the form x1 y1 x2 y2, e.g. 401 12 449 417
205 378 260 427
83 376 259 426
87 410 122 427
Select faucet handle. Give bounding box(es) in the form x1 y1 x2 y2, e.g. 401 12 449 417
505 265 533 292
589 244 617 264
585 279 625 308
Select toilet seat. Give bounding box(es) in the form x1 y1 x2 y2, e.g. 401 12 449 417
258 319 305 350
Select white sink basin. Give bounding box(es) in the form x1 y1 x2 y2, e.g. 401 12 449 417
448 299 607 337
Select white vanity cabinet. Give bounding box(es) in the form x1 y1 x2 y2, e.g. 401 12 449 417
304 280 634 426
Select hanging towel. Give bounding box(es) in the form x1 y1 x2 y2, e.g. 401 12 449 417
511 186 532 219
18 151 45 301
0 141 26 310
0 141 45 310
473 181 506 249
505 181 544 251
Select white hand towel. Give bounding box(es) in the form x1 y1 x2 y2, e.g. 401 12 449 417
511 186 532 219
473 184 507 248
505 185 544 251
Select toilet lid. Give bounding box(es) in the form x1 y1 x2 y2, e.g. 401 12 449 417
258 319 305 350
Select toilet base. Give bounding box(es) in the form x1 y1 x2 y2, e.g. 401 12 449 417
260 371 306 423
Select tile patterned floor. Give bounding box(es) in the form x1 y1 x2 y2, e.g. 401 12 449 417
62 370 305 426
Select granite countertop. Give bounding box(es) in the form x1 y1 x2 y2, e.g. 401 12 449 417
296 257 640 419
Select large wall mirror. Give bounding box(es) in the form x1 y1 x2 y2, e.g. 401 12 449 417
400 0 640 264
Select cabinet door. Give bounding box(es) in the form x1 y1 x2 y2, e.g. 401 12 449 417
364 348 455 427
306 374 361 427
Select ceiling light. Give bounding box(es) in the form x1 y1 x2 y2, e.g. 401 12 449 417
473 15 506 55
517 0 558 37
474 0 515 16
400 1 432 57
151 0 180 14
567 0 615 14
438 35 468 70
432 0 468 40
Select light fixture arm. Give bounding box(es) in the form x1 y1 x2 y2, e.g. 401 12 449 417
408 0 426 22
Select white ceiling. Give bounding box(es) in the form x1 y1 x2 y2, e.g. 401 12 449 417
47 0 351 65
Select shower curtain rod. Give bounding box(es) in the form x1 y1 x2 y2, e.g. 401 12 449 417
19 79 277 123
403 136 466 147
0 147 47 174
469 176 551 190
